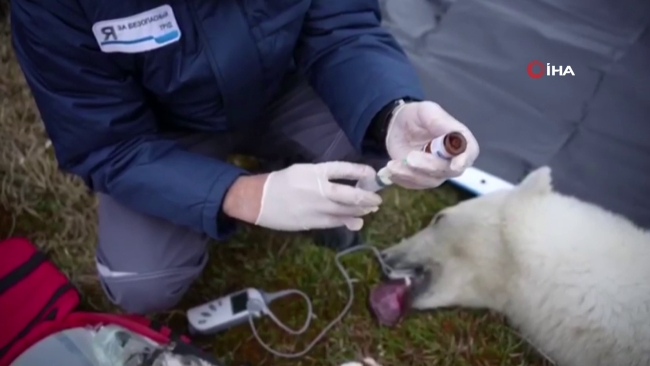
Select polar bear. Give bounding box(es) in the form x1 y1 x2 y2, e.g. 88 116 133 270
381 167 650 366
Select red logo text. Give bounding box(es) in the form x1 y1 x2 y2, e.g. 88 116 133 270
527 60 575 78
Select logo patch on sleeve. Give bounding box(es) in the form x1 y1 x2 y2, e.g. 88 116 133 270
92 5 181 53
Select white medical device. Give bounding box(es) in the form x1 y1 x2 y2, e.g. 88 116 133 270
187 288 266 335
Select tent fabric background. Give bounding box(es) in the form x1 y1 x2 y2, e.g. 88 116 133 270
379 0 650 228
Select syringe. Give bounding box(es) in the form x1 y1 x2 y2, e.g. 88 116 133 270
356 131 467 192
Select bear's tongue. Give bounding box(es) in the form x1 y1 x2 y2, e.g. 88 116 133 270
369 280 410 327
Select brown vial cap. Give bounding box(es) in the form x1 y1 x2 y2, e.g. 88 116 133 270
442 132 467 156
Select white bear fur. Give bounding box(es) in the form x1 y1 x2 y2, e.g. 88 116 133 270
381 167 650 366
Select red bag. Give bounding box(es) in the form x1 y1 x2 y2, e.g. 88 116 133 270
0 237 222 366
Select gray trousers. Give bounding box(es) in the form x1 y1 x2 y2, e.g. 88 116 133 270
96 77 387 314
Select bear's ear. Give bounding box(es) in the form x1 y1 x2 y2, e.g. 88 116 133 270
517 166 553 195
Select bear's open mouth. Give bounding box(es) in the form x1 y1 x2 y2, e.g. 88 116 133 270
405 267 437 307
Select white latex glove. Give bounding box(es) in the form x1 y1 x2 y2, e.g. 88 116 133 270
384 101 479 189
255 161 383 231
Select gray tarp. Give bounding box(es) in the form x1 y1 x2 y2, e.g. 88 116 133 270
380 0 650 228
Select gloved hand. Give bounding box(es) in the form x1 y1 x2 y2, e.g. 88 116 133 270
255 161 383 231
384 101 479 189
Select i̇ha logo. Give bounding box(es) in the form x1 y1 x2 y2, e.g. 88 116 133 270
527 60 575 78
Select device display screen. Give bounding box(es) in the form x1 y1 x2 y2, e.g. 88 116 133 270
231 291 249 314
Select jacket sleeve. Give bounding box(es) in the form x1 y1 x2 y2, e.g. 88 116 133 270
10 0 246 240
295 0 426 151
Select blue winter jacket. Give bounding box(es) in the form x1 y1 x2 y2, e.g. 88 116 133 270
10 0 425 239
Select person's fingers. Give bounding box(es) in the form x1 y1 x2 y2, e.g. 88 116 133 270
322 200 379 217
403 130 478 177
404 151 453 177
448 152 468 172
311 214 365 231
387 177 429 190
392 173 444 189
385 160 446 189
341 217 364 231
412 102 469 136
386 159 447 181
412 102 456 135
319 161 377 181
321 180 383 207
384 160 419 185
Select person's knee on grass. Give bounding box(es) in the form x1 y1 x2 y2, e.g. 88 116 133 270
95 194 209 314
97 260 205 314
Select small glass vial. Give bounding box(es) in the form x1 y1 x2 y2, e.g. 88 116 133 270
422 131 467 160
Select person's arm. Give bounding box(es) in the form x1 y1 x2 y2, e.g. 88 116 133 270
10 0 249 239
294 0 426 152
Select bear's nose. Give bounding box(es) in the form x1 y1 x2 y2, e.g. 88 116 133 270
382 255 422 276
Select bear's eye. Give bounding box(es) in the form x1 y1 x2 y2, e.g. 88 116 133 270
432 213 445 225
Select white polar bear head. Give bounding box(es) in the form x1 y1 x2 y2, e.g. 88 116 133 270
380 166 553 312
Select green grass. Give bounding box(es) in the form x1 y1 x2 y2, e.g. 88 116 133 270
0 11 549 366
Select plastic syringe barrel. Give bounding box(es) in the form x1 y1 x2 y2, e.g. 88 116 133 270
356 132 467 192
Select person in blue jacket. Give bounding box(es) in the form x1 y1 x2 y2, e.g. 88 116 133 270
10 0 479 314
